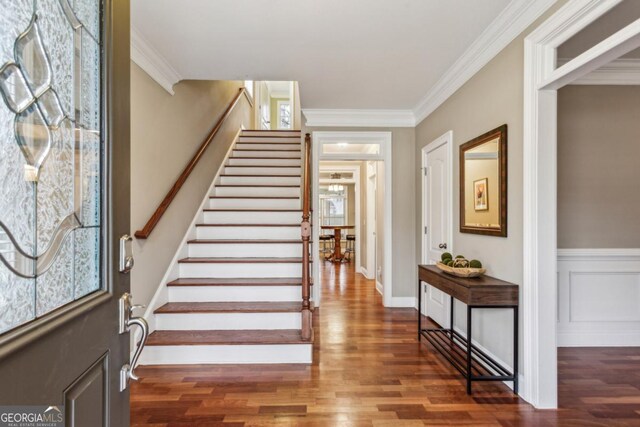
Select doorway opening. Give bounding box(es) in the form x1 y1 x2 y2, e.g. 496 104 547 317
252 81 299 130
317 161 383 299
524 0 640 408
311 131 392 307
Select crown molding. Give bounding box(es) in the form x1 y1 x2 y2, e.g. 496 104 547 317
412 0 558 125
131 27 182 95
302 109 415 128
567 58 640 85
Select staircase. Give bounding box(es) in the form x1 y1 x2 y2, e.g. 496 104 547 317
139 129 313 364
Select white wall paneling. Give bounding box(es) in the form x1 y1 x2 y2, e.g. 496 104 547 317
557 249 640 347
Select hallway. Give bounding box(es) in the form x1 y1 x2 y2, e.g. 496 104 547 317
131 263 639 426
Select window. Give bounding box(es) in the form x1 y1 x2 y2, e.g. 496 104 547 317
319 186 347 228
277 100 291 130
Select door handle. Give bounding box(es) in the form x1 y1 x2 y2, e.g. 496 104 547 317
119 293 148 391
119 234 134 274
438 243 448 250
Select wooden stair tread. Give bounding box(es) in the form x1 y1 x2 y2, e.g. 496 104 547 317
155 301 303 314
220 174 301 177
203 209 302 212
178 257 306 264
146 329 308 346
229 156 301 160
233 150 300 153
225 165 300 168
234 148 300 151
209 196 299 199
196 223 300 227
188 239 305 244
167 278 306 287
215 184 299 188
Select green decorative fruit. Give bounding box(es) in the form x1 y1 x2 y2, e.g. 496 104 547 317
469 260 483 268
455 255 466 259
446 259 455 267
453 258 469 268
441 252 453 262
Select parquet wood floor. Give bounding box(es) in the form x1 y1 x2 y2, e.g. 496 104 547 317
131 262 640 426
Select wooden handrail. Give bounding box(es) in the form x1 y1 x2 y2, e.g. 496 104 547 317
135 88 249 239
301 133 313 341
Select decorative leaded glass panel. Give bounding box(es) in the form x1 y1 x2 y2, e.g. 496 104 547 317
0 0 103 335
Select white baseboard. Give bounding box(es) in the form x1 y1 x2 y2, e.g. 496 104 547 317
359 266 368 277
558 331 640 347
375 280 383 296
389 297 416 308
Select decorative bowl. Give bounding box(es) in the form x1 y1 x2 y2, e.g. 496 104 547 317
436 262 486 278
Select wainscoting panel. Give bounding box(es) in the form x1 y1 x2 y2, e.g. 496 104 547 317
557 249 640 347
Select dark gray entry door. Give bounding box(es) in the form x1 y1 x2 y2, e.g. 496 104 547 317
0 0 133 425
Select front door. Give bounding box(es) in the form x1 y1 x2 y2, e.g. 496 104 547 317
0 1 132 425
422 134 452 328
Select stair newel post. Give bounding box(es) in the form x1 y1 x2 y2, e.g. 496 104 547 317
301 133 313 341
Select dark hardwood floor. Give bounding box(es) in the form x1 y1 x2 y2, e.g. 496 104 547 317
131 262 640 426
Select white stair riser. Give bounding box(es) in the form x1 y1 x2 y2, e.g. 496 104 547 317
228 158 300 166
155 312 301 330
214 186 299 197
239 136 300 143
233 150 301 158
188 242 302 258
139 344 312 365
197 226 300 240
220 176 300 186
236 143 301 151
179 262 302 278
241 131 301 137
168 285 301 302
224 166 301 175
203 210 301 224
208 198 300 210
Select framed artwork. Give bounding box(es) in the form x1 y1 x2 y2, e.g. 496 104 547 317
474 178 488 211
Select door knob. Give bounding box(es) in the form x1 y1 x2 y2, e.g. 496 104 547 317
438 243 448 250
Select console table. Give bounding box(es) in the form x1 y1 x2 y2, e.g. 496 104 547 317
417 265 519 394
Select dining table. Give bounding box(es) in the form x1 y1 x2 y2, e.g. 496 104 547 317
320 225 355 262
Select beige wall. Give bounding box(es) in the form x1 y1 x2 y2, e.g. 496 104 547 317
270 97 289 130
304 125 417 298
558 85 640 248
346 183 356 226
130 63 251 308
414 1 566 365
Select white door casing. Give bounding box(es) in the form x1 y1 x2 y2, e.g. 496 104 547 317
312 132 393 307
523 0 640 408
366 162 377 281
421 131 453 327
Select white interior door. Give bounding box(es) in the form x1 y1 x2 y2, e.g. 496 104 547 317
259 82 270 129
422 133 452 327
366 163 377 280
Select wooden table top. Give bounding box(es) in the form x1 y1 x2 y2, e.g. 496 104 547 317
419 265 519 306
320 225 355 230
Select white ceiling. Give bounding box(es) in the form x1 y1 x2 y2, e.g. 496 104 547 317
131 0 512 111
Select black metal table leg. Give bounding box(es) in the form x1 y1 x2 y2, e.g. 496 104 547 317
449 296 454 339
418 279 422 340
513 305 519 395
466 305 472 395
